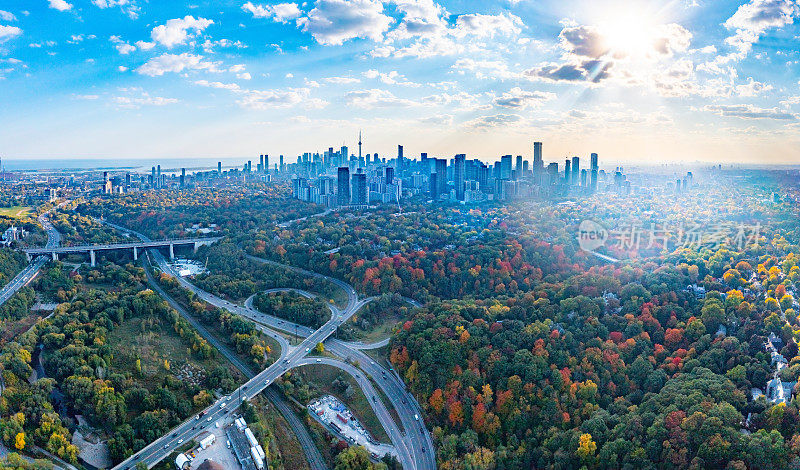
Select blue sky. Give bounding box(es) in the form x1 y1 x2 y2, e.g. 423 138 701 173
0 0 799 164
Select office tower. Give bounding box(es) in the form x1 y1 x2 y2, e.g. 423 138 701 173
571 156 579 186
523 160 529 174
500 155 512 180
429 172 439 200
386 167 395 186
265 155 269 173
564 159 571 184
435 158 447 197
337 167 350 206
351 169 367 205
533 142 543 166
279 155 284 172
516 155 523 174
340 146 348 167
180 168 186 188
676 179 682 194
547 162 558 186
478 163 489 191
454 154 466 201
157 165 161 179
217 162 222 174
259 155 264 172
398 145 404 162
103 171 108 183
590 153 598 192
125 173 131 188
580 169 587 187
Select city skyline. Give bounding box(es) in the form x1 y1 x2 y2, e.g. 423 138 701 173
1 0 800 163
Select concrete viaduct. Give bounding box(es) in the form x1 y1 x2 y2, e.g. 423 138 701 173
23 237 221 266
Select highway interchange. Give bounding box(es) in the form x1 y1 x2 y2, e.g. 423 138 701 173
98 220 436 470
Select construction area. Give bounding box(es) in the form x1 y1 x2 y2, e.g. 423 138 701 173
308 395 396 461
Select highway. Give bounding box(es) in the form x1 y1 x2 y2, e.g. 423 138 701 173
101 219 435 470
23 237 220 256
0 212 61 307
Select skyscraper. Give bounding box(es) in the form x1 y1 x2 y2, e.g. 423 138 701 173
501 155 512 179
564 159 571 184
454 154 466 201
571 156 579 186
337 167 350 206
435 158 447 197
351 169 367 206
590 153 598 192
429 172 439 200
385 167 395 186
515 155 523 174
218 161 222 174
533 142 543 168
180 168 185 188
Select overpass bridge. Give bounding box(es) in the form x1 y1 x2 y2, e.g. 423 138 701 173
23 237 221 266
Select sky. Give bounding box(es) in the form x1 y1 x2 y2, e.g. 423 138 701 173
0 0 799 165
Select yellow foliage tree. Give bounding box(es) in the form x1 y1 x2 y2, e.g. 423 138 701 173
14 432 25 450
577 433 596 461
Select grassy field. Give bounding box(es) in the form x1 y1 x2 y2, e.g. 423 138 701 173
0 206 32 218
292 364 390 443
108 316 242 393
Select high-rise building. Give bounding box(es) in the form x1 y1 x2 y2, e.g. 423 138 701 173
501 155 512 179
533 142 543 166
337 167 350 206
435 158 447 197
385 167 395 186
564 159 571 184
218 162 222 174
571 156 579 186
351 169 367 206
454 154 466 201
590 153 598 192
180 168 186 188
429 172 439 200
515 155 523 174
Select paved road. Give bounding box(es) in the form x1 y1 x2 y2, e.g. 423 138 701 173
0 212 61 307
102 220 435 470
138 251 327 470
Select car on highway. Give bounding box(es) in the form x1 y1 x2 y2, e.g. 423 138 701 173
177 439 184 445
316 358 321 363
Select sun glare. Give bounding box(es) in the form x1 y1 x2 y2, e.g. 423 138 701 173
596 6 662 59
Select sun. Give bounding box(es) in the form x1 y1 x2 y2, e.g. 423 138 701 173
595 4 663 59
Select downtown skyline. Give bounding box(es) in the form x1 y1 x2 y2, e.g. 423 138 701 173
1 0 800 163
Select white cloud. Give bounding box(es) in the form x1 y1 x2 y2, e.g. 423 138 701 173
464 113 524 129
736 77 773 97
343 88 417 108
92 0 140 19
195 79 241 91
704 104 796 120
115 93 179 108
454 12 523 38
237 72 252 80
297 0 393 45
0 25 22 42
325 76 360 84
239 88 327 109
151 16 214 48
0 10 17 21
362 69 418 86
118 65 128 71
135 40 155 50
116 43 135 54
493 87 556 108
724 0 798 54
48 0 72 11
242 2 302 23
136 52 217 76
